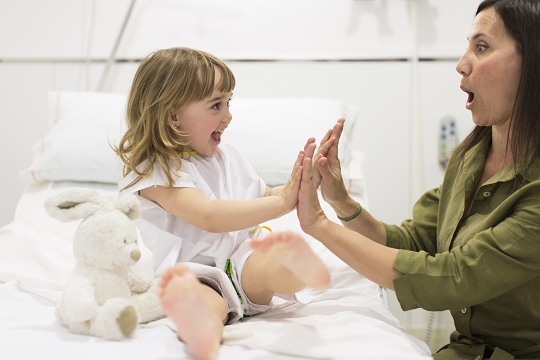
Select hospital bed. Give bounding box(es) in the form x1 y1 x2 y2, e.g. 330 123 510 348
0 92 431 360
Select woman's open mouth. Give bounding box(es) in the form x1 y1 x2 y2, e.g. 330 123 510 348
461 86 475 109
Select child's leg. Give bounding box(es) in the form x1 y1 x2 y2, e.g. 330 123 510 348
159 264 228 360
243 231 330 306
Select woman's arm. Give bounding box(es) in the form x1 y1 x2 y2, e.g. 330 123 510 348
297 142 402 289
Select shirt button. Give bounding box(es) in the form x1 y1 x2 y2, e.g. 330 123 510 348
483 191 491 197
475 356 481 360
461 308 467 314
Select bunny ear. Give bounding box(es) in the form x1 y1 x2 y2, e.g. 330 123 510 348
116 193 141 220
58 201 82 209
44 188 107 222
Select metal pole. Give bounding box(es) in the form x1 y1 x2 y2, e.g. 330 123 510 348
97 0 137 92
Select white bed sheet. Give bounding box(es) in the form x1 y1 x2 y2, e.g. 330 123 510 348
0 181 432 360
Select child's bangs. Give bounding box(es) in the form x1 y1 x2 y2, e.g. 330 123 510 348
215 63 235 93
195 57 235 100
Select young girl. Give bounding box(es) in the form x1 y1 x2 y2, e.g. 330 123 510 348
116 47 331 360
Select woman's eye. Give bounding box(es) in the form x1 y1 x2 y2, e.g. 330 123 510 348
476 44 488 53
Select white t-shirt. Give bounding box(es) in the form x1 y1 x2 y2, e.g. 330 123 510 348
119 144 267 277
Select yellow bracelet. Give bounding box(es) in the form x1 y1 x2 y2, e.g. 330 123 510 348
337 202 362 222
250 225 273 234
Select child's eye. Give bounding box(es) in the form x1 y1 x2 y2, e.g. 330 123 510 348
211 102 221 110
227 98 232 107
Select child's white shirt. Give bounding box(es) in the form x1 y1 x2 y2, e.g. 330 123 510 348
119 143 267 277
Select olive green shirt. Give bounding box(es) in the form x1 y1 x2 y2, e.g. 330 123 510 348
384 136 540 360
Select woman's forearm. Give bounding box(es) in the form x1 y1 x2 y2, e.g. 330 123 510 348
327 196 388 246
309 218 402 290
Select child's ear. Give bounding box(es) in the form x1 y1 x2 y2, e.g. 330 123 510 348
170 111 179 129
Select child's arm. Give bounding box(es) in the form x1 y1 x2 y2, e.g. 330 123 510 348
140 150 305 234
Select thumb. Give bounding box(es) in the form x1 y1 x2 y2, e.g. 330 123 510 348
319 157 332 179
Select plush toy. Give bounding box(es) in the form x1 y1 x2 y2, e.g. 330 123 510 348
45 188 164 340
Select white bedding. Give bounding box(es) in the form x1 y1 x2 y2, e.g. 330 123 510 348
0 180 431 360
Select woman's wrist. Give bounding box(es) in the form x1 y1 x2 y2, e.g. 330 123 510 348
330 195 359 219
303 214 331 238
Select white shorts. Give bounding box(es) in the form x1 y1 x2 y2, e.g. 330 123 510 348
185 240 296 324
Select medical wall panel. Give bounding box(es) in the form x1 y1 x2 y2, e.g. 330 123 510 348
417 0 482 59
118 0 411 60
0 0 130 59
1 0 484 61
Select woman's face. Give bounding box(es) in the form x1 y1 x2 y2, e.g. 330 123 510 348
456 7 522 130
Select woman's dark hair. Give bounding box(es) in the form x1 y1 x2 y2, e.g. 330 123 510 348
454 0 540 179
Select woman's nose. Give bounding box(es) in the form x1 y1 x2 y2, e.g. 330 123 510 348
456 52 471 76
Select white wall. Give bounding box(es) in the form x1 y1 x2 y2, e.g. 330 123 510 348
0 0 482 351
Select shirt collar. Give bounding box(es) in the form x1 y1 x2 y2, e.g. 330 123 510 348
463 133 540 184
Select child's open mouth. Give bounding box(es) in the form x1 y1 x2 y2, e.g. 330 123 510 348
211 130 222 143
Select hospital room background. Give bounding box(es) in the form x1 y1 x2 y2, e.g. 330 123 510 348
0 0 482 353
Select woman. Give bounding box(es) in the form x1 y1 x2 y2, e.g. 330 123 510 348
296 0 540 359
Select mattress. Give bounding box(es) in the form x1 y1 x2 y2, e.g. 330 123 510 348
0 180 432 359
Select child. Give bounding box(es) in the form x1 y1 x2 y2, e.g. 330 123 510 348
116 47 331 360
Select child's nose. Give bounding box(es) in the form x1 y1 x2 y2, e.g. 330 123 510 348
223 108 232 123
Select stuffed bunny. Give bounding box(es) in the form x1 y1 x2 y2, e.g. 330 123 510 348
45 188 164 340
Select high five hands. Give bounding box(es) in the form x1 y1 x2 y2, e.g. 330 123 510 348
296 118 346 235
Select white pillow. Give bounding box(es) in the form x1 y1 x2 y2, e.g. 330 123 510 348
21 91 128 185
22 92 364 193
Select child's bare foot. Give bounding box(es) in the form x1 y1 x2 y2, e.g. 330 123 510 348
159 264 223 360
250 231 330 289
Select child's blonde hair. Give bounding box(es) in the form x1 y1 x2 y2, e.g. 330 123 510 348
115 47 235 191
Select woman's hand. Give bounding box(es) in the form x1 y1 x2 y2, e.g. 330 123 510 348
297 141 329 236
313 119 350 207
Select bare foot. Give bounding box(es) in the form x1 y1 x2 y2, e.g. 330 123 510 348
159 264 223 360
250 231 330 289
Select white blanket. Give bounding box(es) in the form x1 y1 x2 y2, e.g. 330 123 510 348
0 181 432 360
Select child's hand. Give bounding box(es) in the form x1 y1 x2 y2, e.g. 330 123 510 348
277 144 309 212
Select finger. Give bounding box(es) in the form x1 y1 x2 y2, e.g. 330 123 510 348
312 153 323 188
304 142 317 160
304 137 316 152
291 151 304 176
318 156 333 180
291 164 303 194
300 157 313 189
317 136 336 158
327 121 344 161
329 120 344 147
317 128 333 151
